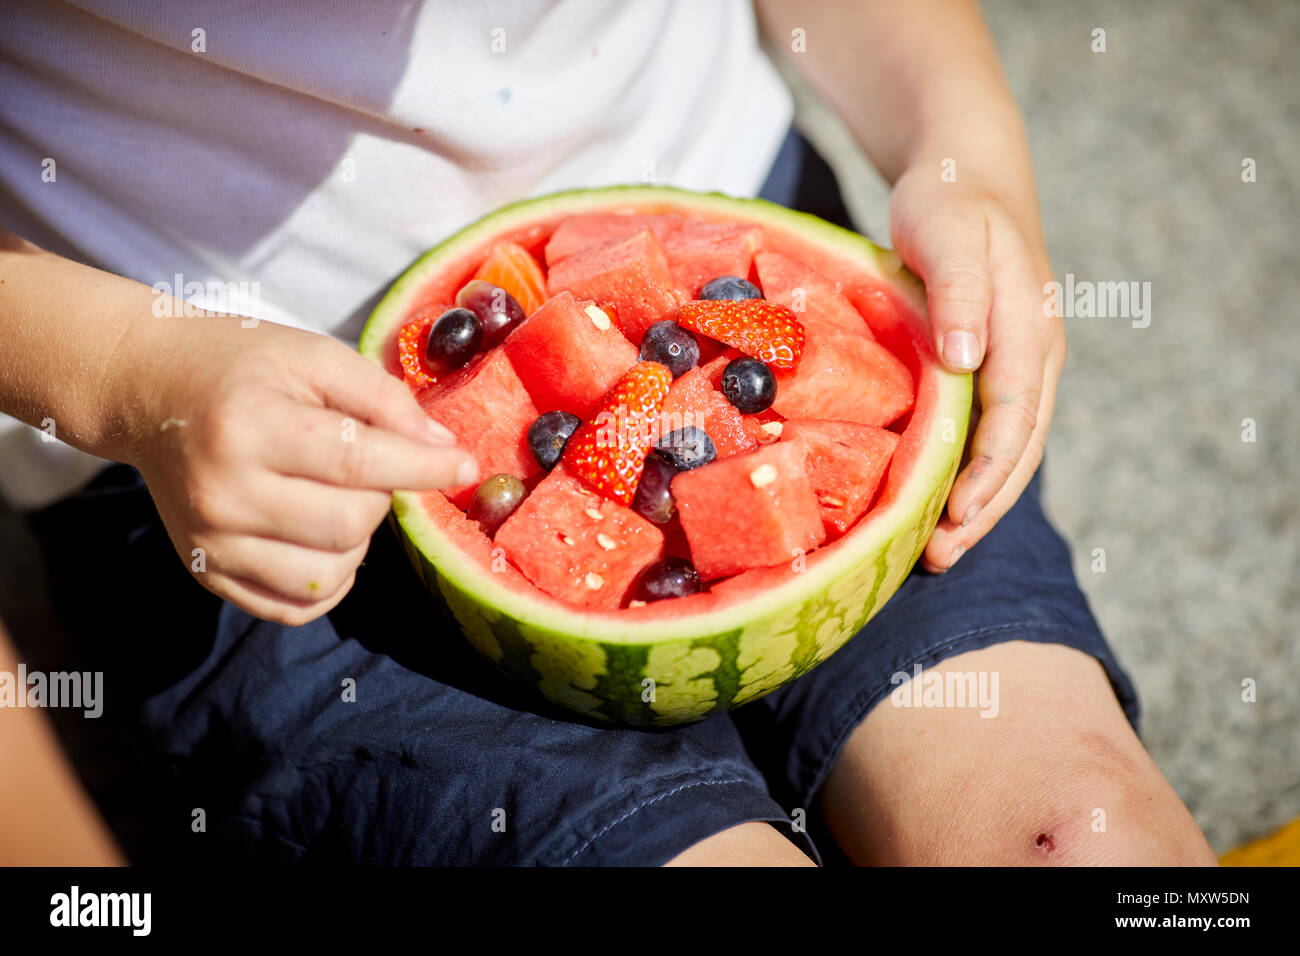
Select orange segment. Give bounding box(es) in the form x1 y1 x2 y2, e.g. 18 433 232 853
474 241 548 315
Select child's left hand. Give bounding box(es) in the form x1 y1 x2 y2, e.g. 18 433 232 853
888 166 1066 573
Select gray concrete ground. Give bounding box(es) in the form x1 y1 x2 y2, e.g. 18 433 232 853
798 0 1298 852
1 0 1296 856
989 0 1299 854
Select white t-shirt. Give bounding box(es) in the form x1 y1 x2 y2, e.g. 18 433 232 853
0 0 793 508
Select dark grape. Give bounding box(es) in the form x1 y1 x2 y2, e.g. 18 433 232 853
630 453 676 524
467 474 527 535
636 557 701 602
425 307 482 372
456 279 527 348
527 411 582 470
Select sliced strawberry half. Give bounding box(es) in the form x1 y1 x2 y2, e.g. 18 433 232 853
676 299 805 370
397 306 445 391
563 361 673 505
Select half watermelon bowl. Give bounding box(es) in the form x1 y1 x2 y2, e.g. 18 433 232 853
358 186 971 726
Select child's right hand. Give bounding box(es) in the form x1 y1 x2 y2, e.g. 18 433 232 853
120 316 477 625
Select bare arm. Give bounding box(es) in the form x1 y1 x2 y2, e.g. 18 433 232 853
757 0 1063 572
0 229 476 622
755 0 1042 239
0 232 155 460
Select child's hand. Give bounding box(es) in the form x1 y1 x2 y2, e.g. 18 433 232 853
123 319 478 624
889 168 1066 573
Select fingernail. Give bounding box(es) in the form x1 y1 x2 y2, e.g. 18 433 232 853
456 458 479 486
942 331 981 370
961 503 981 527
427 418 456 444
948 546 966 567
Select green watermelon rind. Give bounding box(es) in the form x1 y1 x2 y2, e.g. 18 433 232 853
360 185 971 726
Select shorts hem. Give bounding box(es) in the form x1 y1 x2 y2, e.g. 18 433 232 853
549 775 822 867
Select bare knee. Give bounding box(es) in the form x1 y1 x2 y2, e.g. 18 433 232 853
664 821 816 867
1005 731 1217 866
820 642 1216 866
855 727 1217 866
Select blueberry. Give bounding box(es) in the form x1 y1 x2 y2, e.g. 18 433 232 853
636 557 701 602
527 411 582 470
467 474 527 535
720 356 776 414
630 453 676 524
654 426 716 472
425 307 482 372
455 279 526 349
699 276 763 301
638 320 699 378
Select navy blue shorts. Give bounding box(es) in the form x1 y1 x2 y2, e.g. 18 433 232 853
26 132 1139 866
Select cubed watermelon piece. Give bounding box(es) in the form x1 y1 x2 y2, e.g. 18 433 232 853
495 467 665 609
663 221 764 298
755 250 872 337
545 230 682 344
772 330 913 427
672 442 826 580
420 349 541 507
780 419 900 534
659 367 762 458
546 216 763 300
418 490 532 588
545 213 680 266
502 291 637 417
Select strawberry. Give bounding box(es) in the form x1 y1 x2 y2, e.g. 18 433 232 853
563 361 674 505
676 299 805 370
397 306 445 391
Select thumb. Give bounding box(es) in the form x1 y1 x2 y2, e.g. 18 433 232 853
313 340 458 448
893 203 992 372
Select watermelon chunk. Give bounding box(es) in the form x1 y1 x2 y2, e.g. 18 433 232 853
545 213 680 266
545 230 682 344
495 468 665 609
546 215 762 299
755 250 871 337
780 419 900 534
502 291 637 417
772 330 914 428
662 221 764 298
418 489 532 587
659 367 762 458
420 349 541 507
672 442 826 580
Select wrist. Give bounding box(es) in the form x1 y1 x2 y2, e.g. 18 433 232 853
901 109 1045 239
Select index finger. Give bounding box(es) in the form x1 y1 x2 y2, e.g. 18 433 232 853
305 337 459 447
263 402 479 491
